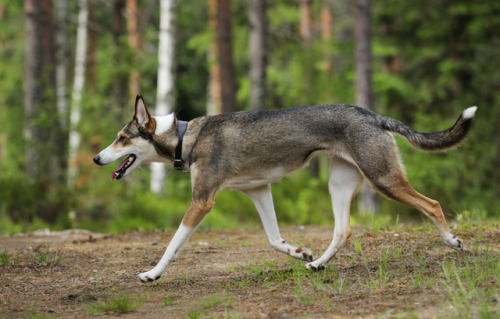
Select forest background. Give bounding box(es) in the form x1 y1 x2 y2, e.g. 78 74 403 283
0 0 499 235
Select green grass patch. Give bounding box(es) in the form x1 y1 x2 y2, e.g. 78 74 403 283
441 252 500 318
1 249 11 266
89 294 141 315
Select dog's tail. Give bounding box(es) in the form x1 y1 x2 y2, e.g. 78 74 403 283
379 107 477 151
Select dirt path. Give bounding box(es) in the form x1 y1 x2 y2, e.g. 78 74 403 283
1 225 498 318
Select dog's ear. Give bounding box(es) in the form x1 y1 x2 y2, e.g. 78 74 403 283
134 95 151 128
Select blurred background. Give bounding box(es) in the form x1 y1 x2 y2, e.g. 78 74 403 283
0 0 499 235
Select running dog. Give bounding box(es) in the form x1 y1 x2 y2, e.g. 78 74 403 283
93 96 477 282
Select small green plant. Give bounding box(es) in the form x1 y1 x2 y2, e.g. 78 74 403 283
352 238 363 255
163 293 176 306
28 308 54 319
33 250 62 266
394 214 400 229
201 294 222 310
413 251 428 270
188 309 201 319
412 266 422 289
91 294 140 314
1 249 10 266
377 249 389 286
310 267 347 296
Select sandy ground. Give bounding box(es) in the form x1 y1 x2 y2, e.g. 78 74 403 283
0 225 498 318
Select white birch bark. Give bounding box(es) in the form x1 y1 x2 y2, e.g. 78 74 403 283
151 0 177 194
68 0 89 187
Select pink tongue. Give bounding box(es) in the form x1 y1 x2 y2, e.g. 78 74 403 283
111 157 130 181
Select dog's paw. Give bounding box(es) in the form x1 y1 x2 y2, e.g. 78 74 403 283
305 261 325 271
291 247 314 262
445 234 464 252
138 270 162 283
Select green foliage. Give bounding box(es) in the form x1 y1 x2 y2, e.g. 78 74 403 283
0 0 499 235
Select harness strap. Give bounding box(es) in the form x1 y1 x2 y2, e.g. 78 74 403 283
174 120 189 172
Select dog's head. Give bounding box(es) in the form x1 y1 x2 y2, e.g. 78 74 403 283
93 96 176 180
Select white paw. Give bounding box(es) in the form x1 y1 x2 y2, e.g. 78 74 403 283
445 234 464 251
290 247 314 262
305 261 325 271
138 270 162 283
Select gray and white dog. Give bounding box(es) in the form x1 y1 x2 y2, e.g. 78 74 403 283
94 96 477 282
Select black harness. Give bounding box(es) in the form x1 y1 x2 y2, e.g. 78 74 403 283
174 120 189 172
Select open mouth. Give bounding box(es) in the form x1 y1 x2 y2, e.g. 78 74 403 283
112 154 136 181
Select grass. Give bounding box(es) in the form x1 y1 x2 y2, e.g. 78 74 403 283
441 252 500 318
1 249 10 265
32 250 62 266
182 293 234 318
227 225 499 317
2 222 498 318
163 293 177 306
1 249 61 266
89 294 141 315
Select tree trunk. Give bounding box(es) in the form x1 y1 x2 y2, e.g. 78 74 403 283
320 2 333 74
299 0 320 178
113 0 128 120
150 0 177 195
300 0 313 46
355 0 379 214
68 0 89 188
87 0 97 91
216 0 236 113
54 0 69 129
206 0 221 115
249 0 267 111
24 0 64 187
127 0 141 101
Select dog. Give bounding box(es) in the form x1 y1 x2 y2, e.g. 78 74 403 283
93 95 477 282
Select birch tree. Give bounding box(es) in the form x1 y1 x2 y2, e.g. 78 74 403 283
68 0 89 187
355 0 379 214
151 0 177 194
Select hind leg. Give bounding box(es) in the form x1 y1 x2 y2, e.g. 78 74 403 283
306 158 364 270
371 173 463 250
356 140 464 251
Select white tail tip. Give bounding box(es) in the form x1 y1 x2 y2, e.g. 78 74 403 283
462 106 477 119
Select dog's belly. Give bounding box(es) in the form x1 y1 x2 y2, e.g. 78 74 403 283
222 167 287 191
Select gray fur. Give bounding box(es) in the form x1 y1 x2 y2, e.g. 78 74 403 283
178 105 474 194
94 99 476 282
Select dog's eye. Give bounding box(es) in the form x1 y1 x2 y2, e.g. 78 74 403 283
117 136 125 143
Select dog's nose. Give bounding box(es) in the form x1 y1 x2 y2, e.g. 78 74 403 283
93 155 101 165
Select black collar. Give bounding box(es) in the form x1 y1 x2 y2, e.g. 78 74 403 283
174 120 189 172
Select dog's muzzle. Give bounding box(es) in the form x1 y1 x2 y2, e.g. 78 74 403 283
93 155 104 166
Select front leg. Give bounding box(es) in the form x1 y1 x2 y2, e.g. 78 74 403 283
138 198 214 282
243 184 313 262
